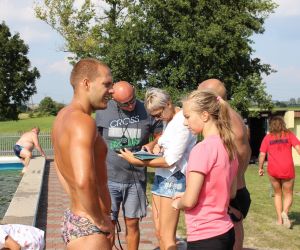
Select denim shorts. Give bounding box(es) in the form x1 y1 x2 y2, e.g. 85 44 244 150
151 171 186 198
108 180 147 221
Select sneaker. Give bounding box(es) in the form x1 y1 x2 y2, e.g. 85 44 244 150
281 211 292 229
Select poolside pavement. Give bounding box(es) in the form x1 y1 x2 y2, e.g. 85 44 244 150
36 160 187 250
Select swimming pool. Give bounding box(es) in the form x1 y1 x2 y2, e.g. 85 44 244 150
0 159 23 219
0 162 23 170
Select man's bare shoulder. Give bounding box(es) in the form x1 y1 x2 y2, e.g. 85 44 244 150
54 106 96 137
19 131 34 141
229 108 247 139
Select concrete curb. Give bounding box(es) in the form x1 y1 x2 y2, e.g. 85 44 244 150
2 157 46 226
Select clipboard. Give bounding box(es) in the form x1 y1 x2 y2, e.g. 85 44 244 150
133 150 162 160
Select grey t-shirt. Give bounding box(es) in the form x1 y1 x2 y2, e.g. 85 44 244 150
95 99 162 183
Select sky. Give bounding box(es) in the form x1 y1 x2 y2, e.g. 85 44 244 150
0 0 299 104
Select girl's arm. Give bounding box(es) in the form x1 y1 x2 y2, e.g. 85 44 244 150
258 152 266 176
172 171 205 210
294 145 300 155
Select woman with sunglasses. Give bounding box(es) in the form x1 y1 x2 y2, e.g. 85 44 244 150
120 87 197 250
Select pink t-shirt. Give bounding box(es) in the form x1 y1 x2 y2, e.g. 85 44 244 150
185 135 238 242
260 131 300 179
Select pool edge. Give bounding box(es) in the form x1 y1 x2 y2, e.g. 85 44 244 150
1 157 46 226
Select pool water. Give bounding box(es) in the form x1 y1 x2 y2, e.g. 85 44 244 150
0 163 23 219
0 162 23 170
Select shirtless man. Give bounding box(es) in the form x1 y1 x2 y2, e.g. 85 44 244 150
198 79 252 250
51 58 114 250
13 127 46 174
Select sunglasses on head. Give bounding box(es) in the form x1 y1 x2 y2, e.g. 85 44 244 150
116 95 136 107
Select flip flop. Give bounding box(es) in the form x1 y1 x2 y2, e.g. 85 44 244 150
281 211 291 229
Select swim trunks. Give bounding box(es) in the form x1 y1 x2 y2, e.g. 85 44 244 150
13 144 24 158
61 209 109 244
229 187 251 222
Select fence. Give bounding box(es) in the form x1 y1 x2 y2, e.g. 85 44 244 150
0 131 53 157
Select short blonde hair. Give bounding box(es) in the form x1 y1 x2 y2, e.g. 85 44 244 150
70 58 108 89
144 88 170 112
32 127 40 133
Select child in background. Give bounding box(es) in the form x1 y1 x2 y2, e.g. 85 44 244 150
172 89 238 250
0 224 44 250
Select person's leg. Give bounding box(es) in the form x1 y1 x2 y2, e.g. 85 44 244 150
124 217 140 250
282 178 294 213
233 221 243 250
152 194 161 244
281 178 294 228
107 181 122 248
151 175 164 245
159 196 180 250
268 175 283 224
122 182 147 250
19 148 32 173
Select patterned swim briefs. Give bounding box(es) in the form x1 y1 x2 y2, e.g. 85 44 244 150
61 209 109 244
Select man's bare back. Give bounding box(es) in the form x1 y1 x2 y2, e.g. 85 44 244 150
16 131 37 151
229 107 251 189
14 127 46 174
51 58 114 250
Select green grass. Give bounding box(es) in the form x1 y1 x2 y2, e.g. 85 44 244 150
243 165 300 250
147 166 300 249
0 113 98 134
0 116 55 133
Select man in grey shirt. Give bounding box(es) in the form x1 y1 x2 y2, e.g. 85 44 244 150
96 81 162 250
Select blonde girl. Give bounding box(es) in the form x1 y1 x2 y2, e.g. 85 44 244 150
172 89 238 250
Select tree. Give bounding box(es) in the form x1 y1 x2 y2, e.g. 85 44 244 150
35 0 277 115
0 22 40 120
37 96 65 116
289 98 296 106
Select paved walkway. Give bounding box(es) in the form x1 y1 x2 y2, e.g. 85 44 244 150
36 160 187 249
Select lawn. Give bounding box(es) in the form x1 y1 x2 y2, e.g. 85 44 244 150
0 116 55 133
147 166 300 250
0 114 97 133
243 165 300 250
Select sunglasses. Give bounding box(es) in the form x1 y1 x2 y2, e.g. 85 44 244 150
116 95 136 107
151 107 165 119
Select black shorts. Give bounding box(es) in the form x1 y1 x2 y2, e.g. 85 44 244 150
187 227 235 250
13 144 23 158
229 187 251 222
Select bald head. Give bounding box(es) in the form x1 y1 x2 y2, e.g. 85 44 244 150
198 79 227 100
112 81 135 103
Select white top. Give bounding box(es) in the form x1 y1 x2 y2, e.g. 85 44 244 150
156 110 197 178
0 224 45 250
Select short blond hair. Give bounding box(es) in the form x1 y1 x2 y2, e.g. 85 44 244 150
144 88 170 112
70 58 108 89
